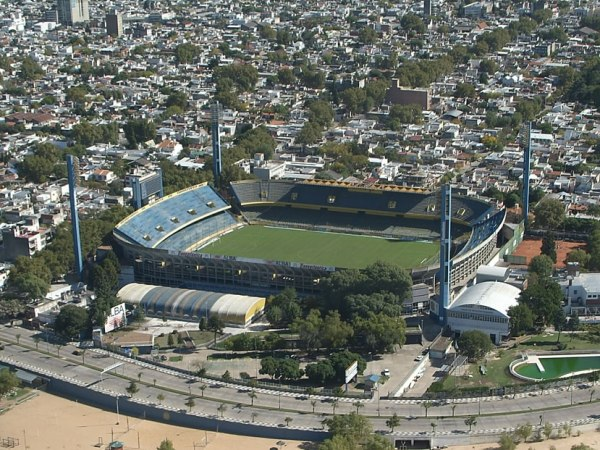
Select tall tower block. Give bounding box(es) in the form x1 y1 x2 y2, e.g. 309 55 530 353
522 122 532 227
211 102 222 188
67 155 84 280
438 184 452 324
424 0 432 17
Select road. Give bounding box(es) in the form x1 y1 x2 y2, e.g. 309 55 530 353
1 325 599 442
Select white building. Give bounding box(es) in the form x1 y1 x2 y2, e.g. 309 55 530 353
564 273 600 316
447 281 520 344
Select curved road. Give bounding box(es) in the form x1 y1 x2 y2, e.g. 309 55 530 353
1 326 599 443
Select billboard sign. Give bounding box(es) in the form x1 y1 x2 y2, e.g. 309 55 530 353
345 360 358 384
104 302 126 333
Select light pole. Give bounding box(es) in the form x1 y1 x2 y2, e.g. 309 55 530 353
116 396 120 425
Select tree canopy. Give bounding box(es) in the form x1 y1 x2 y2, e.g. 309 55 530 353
457 330 493 361
54 304 88 340
534 198 565 229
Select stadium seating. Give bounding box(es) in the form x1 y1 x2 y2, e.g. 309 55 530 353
231 180 495 226
115 184 229 248
457 209 506 256
155 211 238 251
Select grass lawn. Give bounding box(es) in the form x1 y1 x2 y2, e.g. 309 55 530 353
442 332 600 390
200 225 439 269
155 331 213 349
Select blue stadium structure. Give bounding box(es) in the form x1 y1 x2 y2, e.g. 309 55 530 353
114 180 505 295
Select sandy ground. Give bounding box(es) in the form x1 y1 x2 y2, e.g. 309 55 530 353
511 238 585 268
450 431 600 450
0 391 310 450
1 392 599 450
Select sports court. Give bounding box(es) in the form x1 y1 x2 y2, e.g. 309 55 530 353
511 238 586 268
199 225 439 269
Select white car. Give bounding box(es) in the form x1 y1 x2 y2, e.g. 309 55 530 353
382 368 390 376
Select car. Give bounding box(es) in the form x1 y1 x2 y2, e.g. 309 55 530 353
414 355 424 362
381 368 390 376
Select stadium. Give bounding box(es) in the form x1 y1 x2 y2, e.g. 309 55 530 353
113 180 506 299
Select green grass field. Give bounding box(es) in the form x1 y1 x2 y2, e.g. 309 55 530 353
199 225 439 269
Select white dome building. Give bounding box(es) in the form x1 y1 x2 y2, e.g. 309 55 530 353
447 281 520 344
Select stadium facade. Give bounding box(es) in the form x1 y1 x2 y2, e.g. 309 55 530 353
113 180 506 297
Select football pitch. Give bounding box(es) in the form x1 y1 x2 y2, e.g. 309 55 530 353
199 225 439 269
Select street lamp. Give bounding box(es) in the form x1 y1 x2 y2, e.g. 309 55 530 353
116 395 120 425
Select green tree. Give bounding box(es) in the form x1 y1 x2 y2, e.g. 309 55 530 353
534 198 565 229
528 254 554 278
353 312 406 353
457 330 493 361
54 305 88 340
175 43 200 65
185 397 195 412
247 390 257 406
507 304 534 336
277 68 296 85
291 309 323 350
358 26 377 44
519 277 563 326
321 311 354 348
305 360 336 385
296 121 323 145
308 100 334 128
265 288 301 327
126 381 139 398
157 438 176 450
514 422 533 443
464 416 477 432
207 315 225 344
386 412 401 432
454 83 476 98
0 368 20 395
124 119 156 149
498 432 516 450
541 232 557 263
20 56 44 80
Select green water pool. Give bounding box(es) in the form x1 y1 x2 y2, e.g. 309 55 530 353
515 355 600 380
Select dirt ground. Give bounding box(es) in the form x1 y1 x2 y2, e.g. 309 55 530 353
450 431 600 450
1 392 599 450
0 391 310 450
511 238 585 268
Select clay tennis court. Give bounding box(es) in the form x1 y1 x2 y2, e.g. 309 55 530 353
511 238 586 268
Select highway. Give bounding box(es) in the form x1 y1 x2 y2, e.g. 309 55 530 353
1 325 599 443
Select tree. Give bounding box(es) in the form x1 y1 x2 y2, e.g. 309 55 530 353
514 422 533 443
386 413 401 432
541 233 557 263
454 83 476 99
305 360 336 385
358 26 377 44
277 68 296 85
528 255 554 278
543 422 553 440
217 403 227 418
296 121 323 145
291 309 323 351
519 277 563 326
353 312 406 353
123 119 156 149
353 401 364 415
248 390 257 406
498 433 516 450
207 315 225 344
422 400 433 417
185 397 195 412
508 304 534 336
0 368 20 395
126 381 139 398
308 100 334 128
534 198 565 229
54 305 88 340
464 416 477 432
284 417 293 427
199 384 207 397
321 311 354 348
457 330 493 362
157 438 176 450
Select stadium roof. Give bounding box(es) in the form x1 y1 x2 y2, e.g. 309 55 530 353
448 281 520 318
114 184 230 248
117 283 265 327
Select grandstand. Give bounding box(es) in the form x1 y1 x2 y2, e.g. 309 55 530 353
113 180 505 296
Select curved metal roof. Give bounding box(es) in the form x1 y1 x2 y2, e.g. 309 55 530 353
448 281 520 318
117 283 265 326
